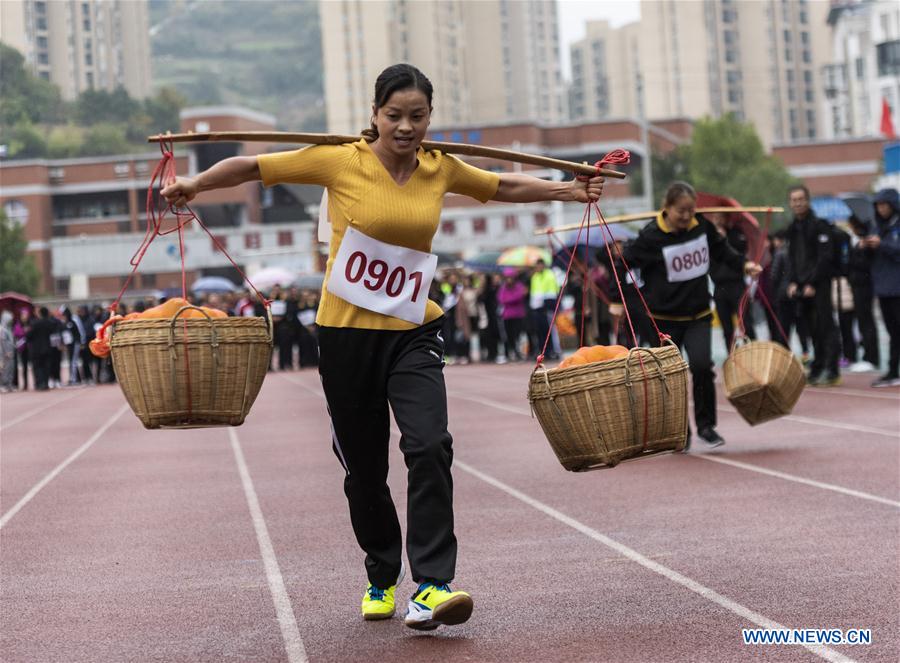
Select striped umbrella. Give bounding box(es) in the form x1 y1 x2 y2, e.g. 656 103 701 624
496 245 553 267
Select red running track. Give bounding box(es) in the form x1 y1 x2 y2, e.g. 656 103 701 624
1 365 898 662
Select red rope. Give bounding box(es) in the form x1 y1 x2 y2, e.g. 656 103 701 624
106 141 273 422
537 149 666 451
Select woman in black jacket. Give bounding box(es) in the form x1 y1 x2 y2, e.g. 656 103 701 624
624 182 761 449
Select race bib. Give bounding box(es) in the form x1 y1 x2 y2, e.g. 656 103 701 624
270 300 287 316
62 330 74 345
298 309 316 326
662 234 710 283
327 227 436 324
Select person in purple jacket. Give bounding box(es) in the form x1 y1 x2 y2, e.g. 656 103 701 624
497 269 528 361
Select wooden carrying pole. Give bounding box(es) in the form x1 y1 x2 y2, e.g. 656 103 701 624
535 206 784 234
147 131 627 179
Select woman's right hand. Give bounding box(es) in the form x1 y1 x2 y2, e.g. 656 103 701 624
161 177 200 208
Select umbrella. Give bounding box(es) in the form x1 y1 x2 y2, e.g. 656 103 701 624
839 194 873 224
292 272 326 290
694 192 764 261
190 275 239 294
497 245 553 267
550 226 636 269
247 266 298 291
0 292 33 316
811 196 853 222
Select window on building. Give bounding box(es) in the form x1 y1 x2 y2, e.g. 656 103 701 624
35 1 46 14
783 30 791 45
876 40 900 76
212 235 228 253
856 57 865 79
801 32 809 47
534 212 549 228
788 87 796 102
277 231 293 247
141 273 157 288
799 10 807 24
85 52 93 66
806 109 816 128
472 217 487 234
38 52 48 64
244 232 261 250
83 19 91 30
36 17 47 30
725 48 737 64
441 220 455 235
786 70 794 84
803 70 813 85
805 88 814 103
37 36 48 49
55 277 70 295
802 50 811 64
39 71 50 81
86 72 94 88
503 215 518 231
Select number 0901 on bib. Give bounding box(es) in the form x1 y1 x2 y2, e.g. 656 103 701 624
326 227 438 324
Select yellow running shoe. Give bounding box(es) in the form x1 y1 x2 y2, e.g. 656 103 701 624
404 582 473 631
361 562 405 621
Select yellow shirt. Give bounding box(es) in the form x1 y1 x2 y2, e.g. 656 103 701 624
258 139 499 330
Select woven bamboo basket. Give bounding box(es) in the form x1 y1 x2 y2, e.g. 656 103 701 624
109 306 272 429
527 344 689 471
723 339 805 426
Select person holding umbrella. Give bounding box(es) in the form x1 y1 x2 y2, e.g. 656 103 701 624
160 63 605 631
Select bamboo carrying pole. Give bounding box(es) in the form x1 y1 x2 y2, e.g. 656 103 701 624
147 131 627 179
535 206 784 234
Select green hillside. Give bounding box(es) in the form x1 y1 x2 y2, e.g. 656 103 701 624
148 0 325 131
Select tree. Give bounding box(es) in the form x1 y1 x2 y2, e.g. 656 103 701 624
0 120 48 158
82 123 131 155
47 125 84 158
685 114 799 207
0 209 41 296
0 42 64 126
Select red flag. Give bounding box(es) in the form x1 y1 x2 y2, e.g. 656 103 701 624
881 97 896 139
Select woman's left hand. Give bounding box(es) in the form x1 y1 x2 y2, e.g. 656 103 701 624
743 261 763 277
571 175 605 203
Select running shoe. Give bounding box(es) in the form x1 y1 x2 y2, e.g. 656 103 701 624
404 582 473 631
871 373 900 388
813 374 842 387
849 360 877 373
361 562 405 620
697 427 725 449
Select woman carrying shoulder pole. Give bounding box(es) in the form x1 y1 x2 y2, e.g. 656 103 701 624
161 64 604 631
623 182 761 450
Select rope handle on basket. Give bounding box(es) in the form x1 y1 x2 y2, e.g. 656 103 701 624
108 138 273 317
167 305 219 417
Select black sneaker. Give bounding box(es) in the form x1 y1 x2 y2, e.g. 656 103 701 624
697 427 725 449
871 373 900 388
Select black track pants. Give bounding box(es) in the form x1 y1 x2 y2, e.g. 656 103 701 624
656 316 716 432
317 317 456 588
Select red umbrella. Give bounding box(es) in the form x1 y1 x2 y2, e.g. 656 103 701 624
0 292 34 316
694 193 765 263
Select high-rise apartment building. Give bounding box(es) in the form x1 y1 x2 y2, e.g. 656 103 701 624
569 20 642 122
822 0 900 139
0 0 152 100
638 0 830 146
319 0 565 134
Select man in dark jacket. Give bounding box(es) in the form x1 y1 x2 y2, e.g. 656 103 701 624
25 307 55 390
847 215 880 372
709 213 756 349
786 185 840 385
865 188 900 387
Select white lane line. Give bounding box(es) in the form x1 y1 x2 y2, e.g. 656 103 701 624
717 406 899 439
694 455 900 509
454 459 857 663
447 391 900 505
228 428 307 663
0 390 84 432
804 386 899 401
0 404 128 529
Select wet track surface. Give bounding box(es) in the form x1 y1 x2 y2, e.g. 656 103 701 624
2 364 898 662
